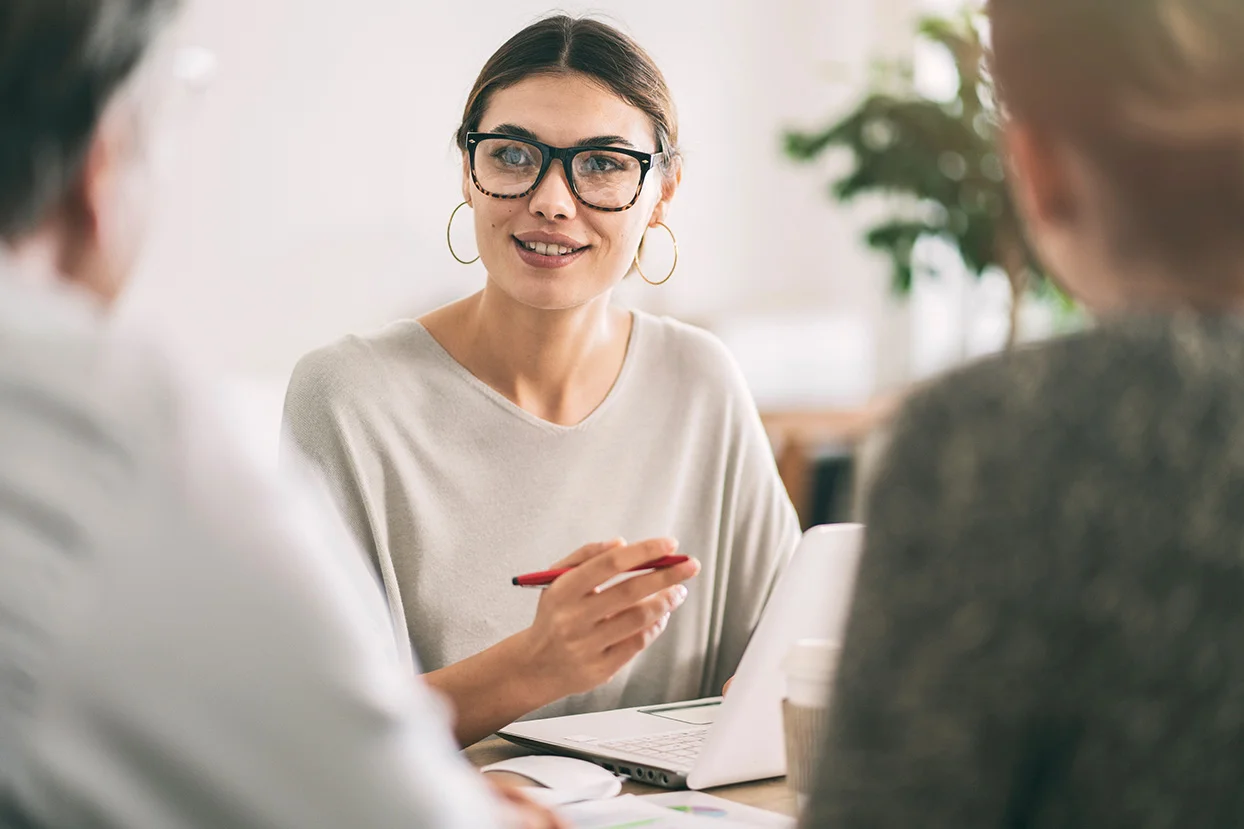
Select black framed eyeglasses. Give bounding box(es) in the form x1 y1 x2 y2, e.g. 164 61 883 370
466 132 663 212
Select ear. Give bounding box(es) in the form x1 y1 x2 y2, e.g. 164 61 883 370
52 113 132 305
1004 122 1075 230
71 122 118 241
460 153 473 205
648 157 683 228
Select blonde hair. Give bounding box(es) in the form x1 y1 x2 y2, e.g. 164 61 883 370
1126 0 1244 143
990 0 1244 265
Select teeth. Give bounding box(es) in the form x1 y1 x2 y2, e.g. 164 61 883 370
522 241 576 256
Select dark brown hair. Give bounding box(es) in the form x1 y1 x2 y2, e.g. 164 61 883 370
456 15 680 174
989 0 1244 265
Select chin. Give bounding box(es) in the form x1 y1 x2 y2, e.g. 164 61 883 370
491 273 605 313
514 286 600 312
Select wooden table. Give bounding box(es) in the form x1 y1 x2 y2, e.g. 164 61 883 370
465 736 798 818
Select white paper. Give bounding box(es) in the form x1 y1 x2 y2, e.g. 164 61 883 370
638 792 796 828
560 795 758 829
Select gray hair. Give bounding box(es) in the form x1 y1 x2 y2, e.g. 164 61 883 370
0 0 180 242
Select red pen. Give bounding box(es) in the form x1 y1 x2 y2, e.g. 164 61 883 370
511 555 690 588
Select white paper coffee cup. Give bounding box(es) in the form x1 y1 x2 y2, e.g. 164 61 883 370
782 639 840 808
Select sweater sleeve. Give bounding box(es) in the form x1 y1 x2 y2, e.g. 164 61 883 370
708 348 803 696
280 343 413 661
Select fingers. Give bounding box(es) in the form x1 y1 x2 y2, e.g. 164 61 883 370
548 538 626 570
593 584 688 646
601 611 673 670
498 796 567 829
553 537 680 597
526 537 695 700
589 556 700 618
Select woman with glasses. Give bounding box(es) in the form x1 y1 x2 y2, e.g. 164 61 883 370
282 15 800 746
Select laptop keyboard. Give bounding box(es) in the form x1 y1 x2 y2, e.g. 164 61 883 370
597 728 707 764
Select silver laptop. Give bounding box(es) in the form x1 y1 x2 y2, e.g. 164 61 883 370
499 523 863 790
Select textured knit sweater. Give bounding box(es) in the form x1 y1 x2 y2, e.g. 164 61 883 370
806 316 1244 828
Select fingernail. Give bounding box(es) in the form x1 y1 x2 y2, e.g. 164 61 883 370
668 587 687 611
664 538 679 553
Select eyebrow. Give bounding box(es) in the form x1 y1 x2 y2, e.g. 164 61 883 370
487 123 640 150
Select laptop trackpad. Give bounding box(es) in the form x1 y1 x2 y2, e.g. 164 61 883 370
638 700 721 725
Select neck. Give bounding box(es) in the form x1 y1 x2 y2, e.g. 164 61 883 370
449 283 632 425
3 219 111 309
1091 253 1244 317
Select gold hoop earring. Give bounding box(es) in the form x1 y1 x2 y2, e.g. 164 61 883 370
447 200 480 265
634 221 678 286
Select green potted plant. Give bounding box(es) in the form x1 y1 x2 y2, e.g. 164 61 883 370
784 9 1053 348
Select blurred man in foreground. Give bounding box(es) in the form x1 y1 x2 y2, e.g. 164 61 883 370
0 2 550 826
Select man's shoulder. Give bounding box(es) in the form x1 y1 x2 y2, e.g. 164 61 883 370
0 300 184 487
0 288 193 749
0 278 285 552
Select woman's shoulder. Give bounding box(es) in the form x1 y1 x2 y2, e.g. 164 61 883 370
286 320 441 411
632 310 748 392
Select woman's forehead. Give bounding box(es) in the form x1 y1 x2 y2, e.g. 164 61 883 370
479 73 656 151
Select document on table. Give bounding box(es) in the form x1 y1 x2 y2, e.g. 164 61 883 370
559 795 759 829
638 791 795 828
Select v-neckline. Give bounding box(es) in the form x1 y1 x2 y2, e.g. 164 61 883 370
412 310 644 434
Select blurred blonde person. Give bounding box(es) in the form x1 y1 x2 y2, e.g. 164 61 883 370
806 1 1244 826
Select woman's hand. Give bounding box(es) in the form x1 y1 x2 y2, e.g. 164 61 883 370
423 537 700 747
518 537 700 701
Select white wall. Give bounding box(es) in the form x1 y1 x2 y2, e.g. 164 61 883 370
122 0 921 417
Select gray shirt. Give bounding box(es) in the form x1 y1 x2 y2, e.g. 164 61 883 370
282 311 802 718
0 271 498 829
807 316 1244 828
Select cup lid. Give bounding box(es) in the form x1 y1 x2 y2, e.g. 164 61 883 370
783 638 840 682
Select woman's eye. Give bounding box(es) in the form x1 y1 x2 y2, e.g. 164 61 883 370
494 146 534 167
582 154 623 173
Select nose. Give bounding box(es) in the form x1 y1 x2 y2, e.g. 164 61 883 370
529 159 577 221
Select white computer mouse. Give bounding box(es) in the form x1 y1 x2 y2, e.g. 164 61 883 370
481 754 623 804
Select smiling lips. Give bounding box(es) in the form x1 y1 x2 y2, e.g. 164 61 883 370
518 239 583 256
512 233 590 269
